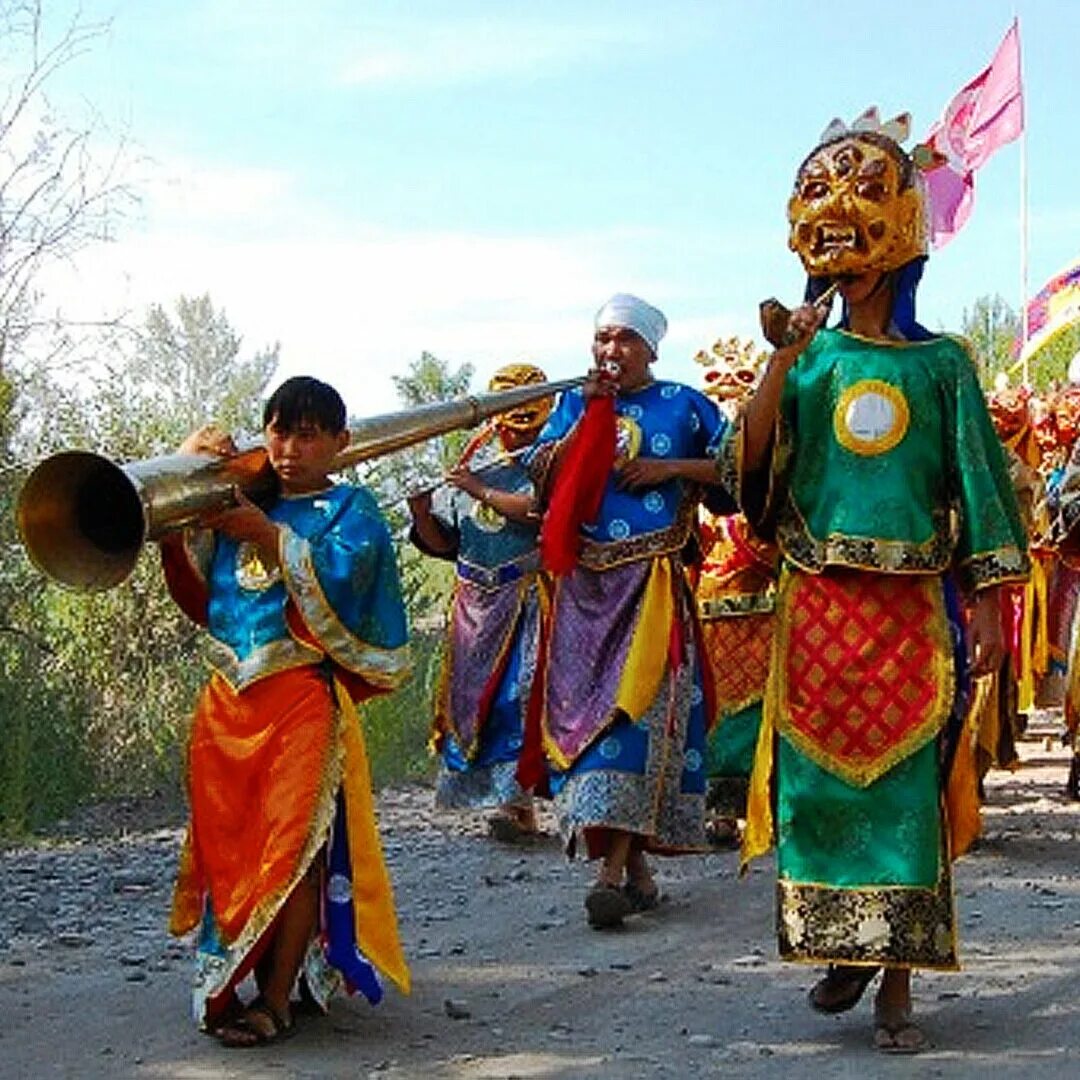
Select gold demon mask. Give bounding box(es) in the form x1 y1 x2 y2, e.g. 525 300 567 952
694 336 766 413
787 125 928 277
488 363 553 434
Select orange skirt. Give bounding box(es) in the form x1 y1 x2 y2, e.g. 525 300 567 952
173 667 338 944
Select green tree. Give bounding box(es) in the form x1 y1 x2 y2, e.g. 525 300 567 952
961 294 1020 388
1 295 279 831
120 294 279 445
360 351 475 622
0 1 137 833
961 292 1080 391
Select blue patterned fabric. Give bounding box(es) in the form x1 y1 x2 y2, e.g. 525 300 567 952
429 454 541 808
205 485 408 670
533 381 731 540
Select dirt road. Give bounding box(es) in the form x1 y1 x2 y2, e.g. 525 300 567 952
2 713 1079 1079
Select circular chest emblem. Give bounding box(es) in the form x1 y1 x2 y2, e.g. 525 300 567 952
614 416 642 467
235 542 281 591
470 499 506 534
833 379 910 456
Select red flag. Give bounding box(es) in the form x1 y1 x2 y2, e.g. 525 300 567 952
923 20 1024 246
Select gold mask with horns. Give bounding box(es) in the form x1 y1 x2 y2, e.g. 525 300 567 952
787 111 930 277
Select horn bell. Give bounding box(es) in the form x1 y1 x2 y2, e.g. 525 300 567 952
17 450 147 592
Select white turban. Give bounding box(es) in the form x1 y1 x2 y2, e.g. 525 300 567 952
594 293 668 356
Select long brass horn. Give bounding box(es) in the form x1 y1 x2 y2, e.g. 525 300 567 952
17 376 581 592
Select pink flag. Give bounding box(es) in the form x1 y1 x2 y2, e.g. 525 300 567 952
923 20 1024 247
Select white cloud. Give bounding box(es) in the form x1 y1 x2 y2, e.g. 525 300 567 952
40 222 618 415
138 160 293 223
42 216 753 422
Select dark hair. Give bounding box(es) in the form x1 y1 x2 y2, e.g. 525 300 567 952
263 376 347 434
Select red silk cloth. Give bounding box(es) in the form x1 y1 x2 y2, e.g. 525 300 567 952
540 396 616 575
776 570 952 787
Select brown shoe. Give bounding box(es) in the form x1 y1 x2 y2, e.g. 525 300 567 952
585 882 632 929
808 964 880 1014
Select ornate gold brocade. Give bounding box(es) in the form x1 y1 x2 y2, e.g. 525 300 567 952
778 866 958 970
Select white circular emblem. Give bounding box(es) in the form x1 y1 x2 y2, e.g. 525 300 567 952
643 491 665 514
684 748 703 772
846 392 895 441
834 379 909 456
608 518 631 540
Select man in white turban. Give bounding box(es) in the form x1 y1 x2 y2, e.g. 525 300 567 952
523 293 738 929
594 293 668 357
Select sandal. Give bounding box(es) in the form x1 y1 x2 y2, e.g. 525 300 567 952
217 995 295 1048
585 881 632 929
205 990 245 1036
873 997 927 1054
623 881 661 913
487 812 539 845
704 817 741 850
808 964 880 1014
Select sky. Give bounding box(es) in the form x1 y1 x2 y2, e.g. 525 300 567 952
25 0 1080 417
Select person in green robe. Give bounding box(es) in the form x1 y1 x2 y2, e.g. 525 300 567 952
735 110 1029 1053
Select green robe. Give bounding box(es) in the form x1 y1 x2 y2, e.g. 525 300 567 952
744 329 1028 969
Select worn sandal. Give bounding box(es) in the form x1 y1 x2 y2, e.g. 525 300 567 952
873 998 927 1054
808 964 880 1014
217 995 295 1048
585 882 633 929
487 813 540 844
624 881 661 913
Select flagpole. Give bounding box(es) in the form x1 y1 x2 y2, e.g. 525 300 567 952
1017 17 1030 385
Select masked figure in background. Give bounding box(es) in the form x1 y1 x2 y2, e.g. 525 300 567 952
525 293 736 929
1051 391 1080 799
162 377 412 1045
1014 393 1066 712
964 384 1041 788
692 338 779 847
408 364 553 841
1042 389 1080 738
735 110 1028 1053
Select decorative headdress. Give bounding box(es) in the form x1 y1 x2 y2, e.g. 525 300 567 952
787 107 939 278
694 336 767 415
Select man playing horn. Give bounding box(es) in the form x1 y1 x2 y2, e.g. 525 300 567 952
161 376 412 1046
408 363 554 841
525 293 737 929
736 110 1029 1052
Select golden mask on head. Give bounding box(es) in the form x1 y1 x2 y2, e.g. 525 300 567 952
787 109 929 277
488 362 553 434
